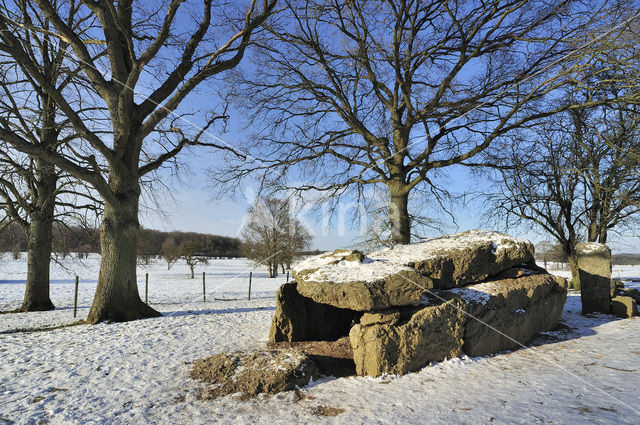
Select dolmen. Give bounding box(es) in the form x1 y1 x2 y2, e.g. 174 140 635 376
270 230 568 377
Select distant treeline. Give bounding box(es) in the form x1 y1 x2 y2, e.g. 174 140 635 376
612 254 640 266
536 248 640 266
0 223 241 257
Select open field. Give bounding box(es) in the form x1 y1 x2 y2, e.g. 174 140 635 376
1 256 639 424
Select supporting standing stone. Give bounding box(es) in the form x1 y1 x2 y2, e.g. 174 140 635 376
349 298 466 376
611 296 637 318
577 242 612 315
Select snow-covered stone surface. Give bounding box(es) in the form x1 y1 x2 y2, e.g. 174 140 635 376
578 242 609 254
446 285 493 305
370 230 532 263
292 250 430 310
1 257 640 424
369 230 535 289
294 250 416 284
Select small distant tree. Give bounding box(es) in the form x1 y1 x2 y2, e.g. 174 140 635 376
241 198 312 278
536 241 567 269
280 219 311 271
161 237 179 270
178 240 208 279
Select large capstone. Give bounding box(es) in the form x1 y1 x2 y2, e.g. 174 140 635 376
191 349 319 399
349 298 466 376
443 273 567 357
577 242 612 314
269 281 360 343
370 230 535 289
292 250 432 311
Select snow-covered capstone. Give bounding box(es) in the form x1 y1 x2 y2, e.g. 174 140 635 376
370 230 535 289
292 249 432 311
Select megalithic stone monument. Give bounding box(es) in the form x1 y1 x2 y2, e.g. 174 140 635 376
577 242 612 315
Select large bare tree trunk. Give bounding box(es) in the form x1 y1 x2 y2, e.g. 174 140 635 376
389 183 410 245
86 178 160 323
20 159 56 312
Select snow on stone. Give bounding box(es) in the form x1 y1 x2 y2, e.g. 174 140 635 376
370 229 531 264
294 250 415 284
444 281 501 305
579 242 607 254
303 258 414 284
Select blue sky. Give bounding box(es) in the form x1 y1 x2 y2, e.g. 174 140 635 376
138 150 640 254
131 2 640 255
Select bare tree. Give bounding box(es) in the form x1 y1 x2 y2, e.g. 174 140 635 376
222 0 633 245
0 0 276 322
0 0 101 311
241 198 311 277
483 96 640 288
176 240 207 279
535 241 567 269
160 236 179 270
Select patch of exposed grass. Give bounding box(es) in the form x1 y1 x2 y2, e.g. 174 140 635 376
310 406 346 417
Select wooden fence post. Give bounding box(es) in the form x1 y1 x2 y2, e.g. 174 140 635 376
248 271 252 300
202 271 206 303
73 276 79 318
145 273 149 304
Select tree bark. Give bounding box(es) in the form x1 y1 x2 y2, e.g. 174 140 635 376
19 159 56 312
568 253 580 290
86 180 160 323
389 183 411 245
598 228 608 244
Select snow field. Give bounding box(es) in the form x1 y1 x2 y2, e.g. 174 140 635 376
0 257 639 424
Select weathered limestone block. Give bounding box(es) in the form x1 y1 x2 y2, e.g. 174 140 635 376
269 282 359 343
349 298 466 376
620 288 640 304
610 279 625 297
611 296 637 318
191 349 319 398
293 250 432 311
443 273 567 357
577 242 611 314
370 230 535 289
359 310 401 326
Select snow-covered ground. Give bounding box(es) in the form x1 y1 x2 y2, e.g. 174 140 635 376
1 256 639 424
